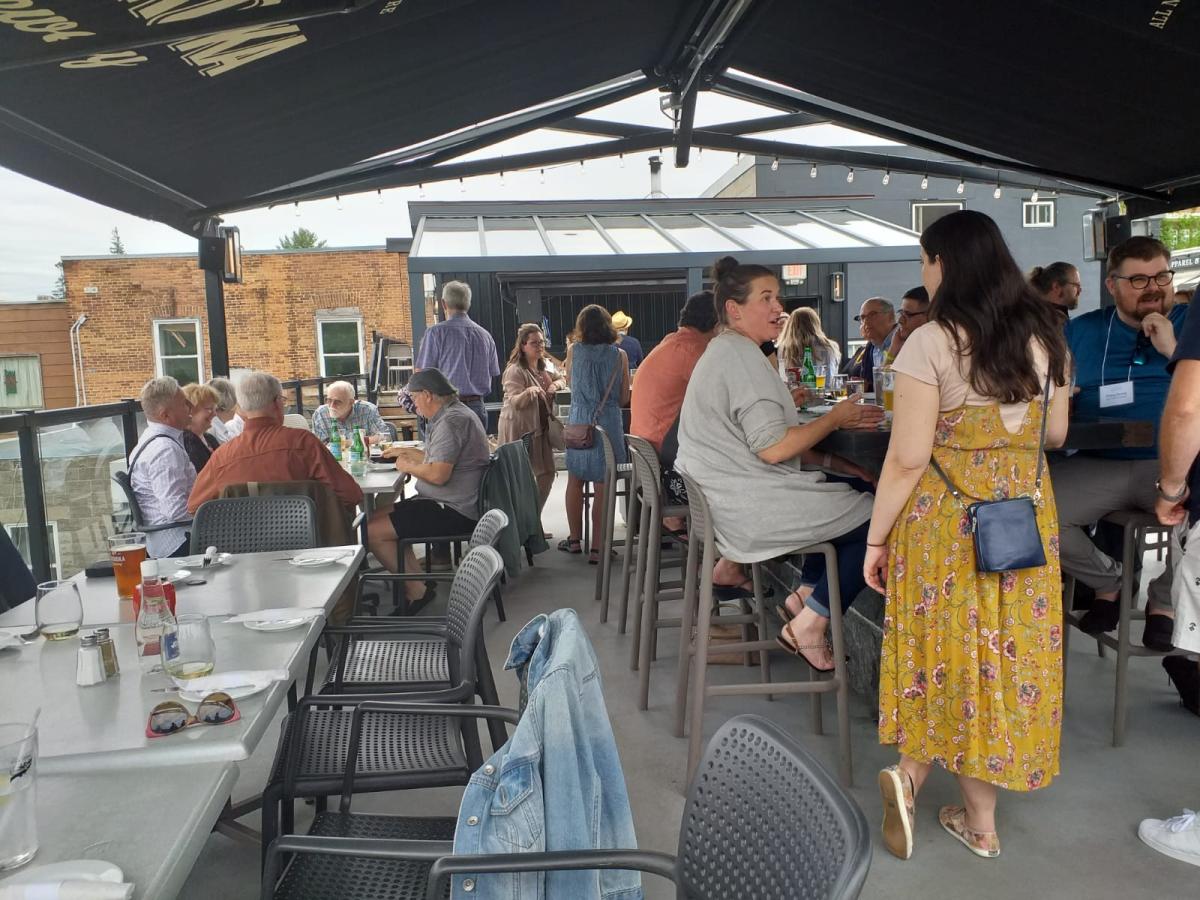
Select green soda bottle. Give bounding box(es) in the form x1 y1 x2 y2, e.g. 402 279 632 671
349 427 366 475
802 347 818 388
328 423 342 461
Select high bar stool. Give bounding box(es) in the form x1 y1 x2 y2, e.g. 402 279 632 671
593 425 632 623
1064 508 1187 746
675 471 853 786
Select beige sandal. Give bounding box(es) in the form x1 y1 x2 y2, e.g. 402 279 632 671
939 805 1000 858
879 765 916 860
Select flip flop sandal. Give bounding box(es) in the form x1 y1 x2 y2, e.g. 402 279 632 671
879 765 916 860
775 621 836 673
938 806 1000 858
557 538 582 554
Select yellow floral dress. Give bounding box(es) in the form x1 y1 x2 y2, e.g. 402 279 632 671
878 402 1062 791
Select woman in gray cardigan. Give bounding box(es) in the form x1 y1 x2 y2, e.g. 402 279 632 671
676 256 880 671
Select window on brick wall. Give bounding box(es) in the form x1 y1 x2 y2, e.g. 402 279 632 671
153 319 204 384
6 522 61 579
317 318 364 377
0 355 43 413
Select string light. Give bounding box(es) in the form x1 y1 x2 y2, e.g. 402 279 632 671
846 168 855 183
377 189 383 205
956 179 965 195
809 163 818 179
735 152 741 162
618 153 625 168
459 177 466 193
1031 189 1040 203
499 171 506 187
882 170 890 186
335 195 342 210
418 183 426 199
294 202 300 218
771 156 779 172
993 183 1002 199
539 169 545 184
920 174 929 190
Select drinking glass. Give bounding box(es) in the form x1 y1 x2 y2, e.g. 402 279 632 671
34 581 82 641
108 532 147 600
847 377 865 398
0 723 38 870
830 374 849 400
164 615 216 683
877 369 896 421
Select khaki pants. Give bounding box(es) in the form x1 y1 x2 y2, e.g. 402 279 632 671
1049 455 1174 609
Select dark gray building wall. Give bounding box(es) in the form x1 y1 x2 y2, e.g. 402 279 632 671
732 151 1102 329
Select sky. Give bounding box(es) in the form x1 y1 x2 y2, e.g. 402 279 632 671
0 91 896 302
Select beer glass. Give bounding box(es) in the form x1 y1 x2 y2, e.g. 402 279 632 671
108 532 147 600
878 369 896 421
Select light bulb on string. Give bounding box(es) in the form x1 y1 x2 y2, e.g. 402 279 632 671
459 177 466 194
418 183 426 199
956 179 965 195
809 163 818 178
882 170 890 186
920 174 929 190
618 153 624 168
499 171 506 187
993 184 1002 199
771 156 779 172
377 189 383 205
735 152 741 162
336 195 342 210
294 202 300 218
1031 189 1040 203
539 169 545 184
846 168 855 183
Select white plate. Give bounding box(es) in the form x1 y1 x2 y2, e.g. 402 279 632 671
3 859 123 885
175 552 234 568
164 568 192 585
288 554 343 568
177 681 271 702
243 617 311 632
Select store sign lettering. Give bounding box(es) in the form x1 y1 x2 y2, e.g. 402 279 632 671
169 22 305 77
123 0 281 27
1150 0 1181 30
0 1 95 42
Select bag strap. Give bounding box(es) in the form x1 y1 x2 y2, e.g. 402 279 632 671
589 350 622 427
930 370 1054 505
128 432 177 473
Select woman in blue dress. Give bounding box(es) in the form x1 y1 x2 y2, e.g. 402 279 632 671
562 304 630 563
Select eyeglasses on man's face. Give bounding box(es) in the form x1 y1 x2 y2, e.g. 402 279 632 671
897 308 928 321
1112 270 1174 291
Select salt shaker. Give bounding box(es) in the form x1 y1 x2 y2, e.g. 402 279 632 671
94 628 120 678
76 634 107 686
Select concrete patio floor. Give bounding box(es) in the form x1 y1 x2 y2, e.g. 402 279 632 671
183 476 1198 900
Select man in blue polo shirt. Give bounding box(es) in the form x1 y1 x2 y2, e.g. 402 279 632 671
1052 236 1187 650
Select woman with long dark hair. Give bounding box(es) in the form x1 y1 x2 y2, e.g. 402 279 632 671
498 323 564 514
865 209 1070 861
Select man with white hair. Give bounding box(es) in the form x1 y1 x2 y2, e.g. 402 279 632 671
188 371 363 512
311 380 389 443
130 376 196 557
414 280 500 431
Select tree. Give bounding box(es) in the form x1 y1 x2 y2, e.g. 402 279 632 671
277 227 327 250
1160 214 1200 251
109 227 126 254
51 260 66 300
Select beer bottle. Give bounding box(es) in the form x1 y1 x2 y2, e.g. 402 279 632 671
801 347 818 388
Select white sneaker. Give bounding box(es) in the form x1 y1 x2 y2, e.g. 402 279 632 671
1138 809 1200 867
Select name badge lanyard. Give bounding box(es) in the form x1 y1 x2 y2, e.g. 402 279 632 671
1098 308 1135 387
1097 308 1136 407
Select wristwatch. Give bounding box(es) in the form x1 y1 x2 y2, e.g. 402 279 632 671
1156 479 1188 503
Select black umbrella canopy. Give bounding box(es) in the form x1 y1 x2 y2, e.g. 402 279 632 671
0 0 688 231
4 0 1200 234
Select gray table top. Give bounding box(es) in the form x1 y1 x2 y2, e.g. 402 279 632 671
354 467 406 495
0 615 322 774
0 763 237 900
0 546 364 628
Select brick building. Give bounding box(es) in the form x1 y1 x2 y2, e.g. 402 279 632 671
62 246 414 403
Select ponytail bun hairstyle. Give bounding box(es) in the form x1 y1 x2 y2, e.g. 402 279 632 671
710 255 777 325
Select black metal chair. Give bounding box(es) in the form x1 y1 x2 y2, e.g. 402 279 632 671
111 470 192 538
261 714 872 900
189 495 319 553
263 547 507 866
358 509 508 622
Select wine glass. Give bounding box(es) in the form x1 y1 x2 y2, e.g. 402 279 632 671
35 580 82 641
164 614 216 683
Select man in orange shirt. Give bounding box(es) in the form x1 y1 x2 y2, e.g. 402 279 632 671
188 371 363 514
629 291 717 451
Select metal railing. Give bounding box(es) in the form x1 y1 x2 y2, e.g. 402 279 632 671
0 372 372 585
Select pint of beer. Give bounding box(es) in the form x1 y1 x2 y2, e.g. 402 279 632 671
108 532 147 600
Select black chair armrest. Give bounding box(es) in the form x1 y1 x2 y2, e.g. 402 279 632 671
262 836 453 900
142 519 193 533
425 849 679 900
360 572 456 584
323 622 447 637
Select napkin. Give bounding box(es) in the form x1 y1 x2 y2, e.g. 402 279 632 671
173 669 289 695
0 882 133 900
224 607 324 625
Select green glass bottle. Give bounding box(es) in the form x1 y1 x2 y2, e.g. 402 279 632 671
328 423 342 461
801 347 818 388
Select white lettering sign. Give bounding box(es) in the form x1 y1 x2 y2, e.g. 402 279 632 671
123 0 281 27
0 1 95 42
169 22 306 77
61 50 150 68
1150 0 1181 30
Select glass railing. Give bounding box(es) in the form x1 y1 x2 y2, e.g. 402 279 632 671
0 372 371 584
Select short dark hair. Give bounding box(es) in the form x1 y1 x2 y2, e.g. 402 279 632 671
576 304 618 345
678 290 718 331
1107 236 1170 276
1028 262 1077 293
900 285 929 304
710 255 777 325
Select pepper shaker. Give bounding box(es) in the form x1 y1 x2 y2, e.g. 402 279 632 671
94 628 120 678
76 634 107 686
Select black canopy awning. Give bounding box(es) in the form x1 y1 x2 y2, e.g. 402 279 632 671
3 0 1199 233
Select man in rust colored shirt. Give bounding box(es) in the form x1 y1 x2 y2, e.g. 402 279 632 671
188 371 363 514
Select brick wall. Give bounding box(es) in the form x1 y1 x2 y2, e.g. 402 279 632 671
62 248 412 403
0 301 75 410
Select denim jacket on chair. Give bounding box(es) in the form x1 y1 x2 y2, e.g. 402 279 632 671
451 609 643 900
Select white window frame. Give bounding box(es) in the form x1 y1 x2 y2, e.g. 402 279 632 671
911 201 964 233
5 521 62 580
317 317 365 377
1022 200 1056 228
152 318 205 383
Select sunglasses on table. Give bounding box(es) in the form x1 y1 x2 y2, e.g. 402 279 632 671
146 691 240 738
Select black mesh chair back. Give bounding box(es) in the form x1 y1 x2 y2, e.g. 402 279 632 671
111 470 150 529
468 508 509 551
443 545 505 688
190 495 319 554
678 715 871 900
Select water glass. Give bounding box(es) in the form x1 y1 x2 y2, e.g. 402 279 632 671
34 581 82 642
0 723 38 870
164 615 216 684
830 374 849 399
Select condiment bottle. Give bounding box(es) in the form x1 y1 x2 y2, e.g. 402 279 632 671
94 628 120 678
76 634 107 686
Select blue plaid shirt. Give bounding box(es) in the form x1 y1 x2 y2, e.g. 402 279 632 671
311 400 388 442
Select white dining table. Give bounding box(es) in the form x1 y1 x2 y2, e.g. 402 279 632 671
0 763 238 900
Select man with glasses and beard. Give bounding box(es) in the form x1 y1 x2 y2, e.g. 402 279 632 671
1052 237 1187 650
883 286 930 364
